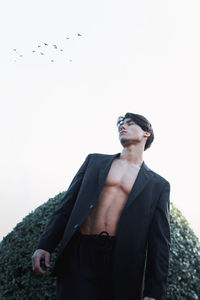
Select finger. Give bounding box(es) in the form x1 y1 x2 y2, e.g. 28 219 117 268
32 254 46 275
31 254 38 271
36 266 46 275
34 262 46 275
45 252 50 268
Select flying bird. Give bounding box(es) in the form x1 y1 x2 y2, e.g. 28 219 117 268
12 35 78 63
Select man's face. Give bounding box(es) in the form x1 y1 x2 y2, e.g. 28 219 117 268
117 117 148 147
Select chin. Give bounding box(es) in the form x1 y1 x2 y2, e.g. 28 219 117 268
120 137 129 147
120 137 140 147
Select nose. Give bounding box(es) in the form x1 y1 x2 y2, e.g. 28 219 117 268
119 123 126 131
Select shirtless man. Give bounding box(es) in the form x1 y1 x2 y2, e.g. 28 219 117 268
32 112 170 300
79 151 142 236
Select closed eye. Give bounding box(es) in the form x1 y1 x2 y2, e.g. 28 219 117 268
127 121 135 125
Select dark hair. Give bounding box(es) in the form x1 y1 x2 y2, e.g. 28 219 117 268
117 112 154 150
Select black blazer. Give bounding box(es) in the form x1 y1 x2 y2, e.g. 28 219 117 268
37 153 171 300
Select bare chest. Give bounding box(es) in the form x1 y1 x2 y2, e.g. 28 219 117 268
104 158 140 195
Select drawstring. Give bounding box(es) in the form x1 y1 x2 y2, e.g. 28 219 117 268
77 229 116 249
98 231 109 236
98 231 113 265
97 231 116 250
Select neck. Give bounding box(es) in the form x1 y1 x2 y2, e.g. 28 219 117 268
119 145 144 166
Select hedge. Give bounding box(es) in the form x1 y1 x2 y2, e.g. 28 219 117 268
0 193 200 299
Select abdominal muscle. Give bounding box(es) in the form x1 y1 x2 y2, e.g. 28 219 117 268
79 186 128 236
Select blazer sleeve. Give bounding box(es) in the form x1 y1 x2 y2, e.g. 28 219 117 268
36 154 91 253
143 181 171 300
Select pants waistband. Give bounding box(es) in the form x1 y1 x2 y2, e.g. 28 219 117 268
78 230 116 240
68 230 116 252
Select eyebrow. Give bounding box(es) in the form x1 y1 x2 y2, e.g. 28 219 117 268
117 118 133 124
117 118 135 127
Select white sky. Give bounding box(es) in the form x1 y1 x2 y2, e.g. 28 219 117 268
0 0 200 241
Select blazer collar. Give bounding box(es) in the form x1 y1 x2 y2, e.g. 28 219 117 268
98 152 154 210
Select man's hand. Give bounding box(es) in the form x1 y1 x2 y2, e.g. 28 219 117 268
31 249 51 275
144 298 156 300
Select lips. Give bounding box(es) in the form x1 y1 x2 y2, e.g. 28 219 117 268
120 131 127 135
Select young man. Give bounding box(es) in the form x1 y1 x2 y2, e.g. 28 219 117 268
32 112 171 300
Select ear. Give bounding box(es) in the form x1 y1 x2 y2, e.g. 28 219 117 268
144 131 151 137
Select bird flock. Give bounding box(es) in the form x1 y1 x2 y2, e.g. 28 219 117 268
12 33 82 63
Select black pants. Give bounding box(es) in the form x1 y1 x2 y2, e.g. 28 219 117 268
56 230 116 300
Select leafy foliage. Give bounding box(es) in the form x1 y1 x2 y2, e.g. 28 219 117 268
164 203 200 300
0 193 62 300
0 195 200 299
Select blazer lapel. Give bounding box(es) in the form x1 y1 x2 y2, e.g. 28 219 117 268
98 152 120 189
123 161 154 210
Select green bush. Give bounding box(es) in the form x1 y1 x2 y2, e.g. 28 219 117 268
0 195 200 299
0 193 62 300
163 203 200 300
